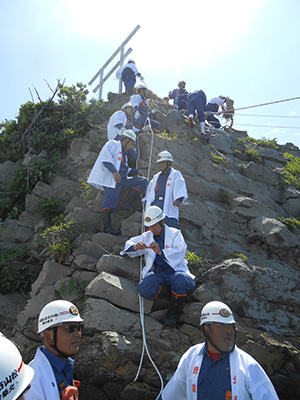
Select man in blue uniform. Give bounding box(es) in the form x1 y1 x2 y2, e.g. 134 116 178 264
206 95 229 129
25 300 84 400
121 206 195 327
130 85 160 133
87 130 148 235
169 81 189 110
188 89 207 134
115 60 143 96
160 301 279 400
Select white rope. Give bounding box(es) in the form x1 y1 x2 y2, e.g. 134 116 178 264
133 116 164 399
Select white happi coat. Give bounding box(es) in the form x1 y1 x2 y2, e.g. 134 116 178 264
115 62 139 79
143 168 188 220
25 347 60 400
161 343 279 400
87 140 123 190
207 96 227 107
107 110 129 141
120 224 195 280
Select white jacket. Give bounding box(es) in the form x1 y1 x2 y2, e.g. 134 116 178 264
87 140 123 190
25 347 60 400
120 225 195 280
115 63 139 79
143 168 188 220
161 343 279 400
107 110 128 141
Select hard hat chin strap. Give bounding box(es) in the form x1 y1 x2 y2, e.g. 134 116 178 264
51 327 76 359
203 325 236 354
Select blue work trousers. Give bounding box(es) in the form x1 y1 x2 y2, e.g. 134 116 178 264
137 270 195 299
206 103 221 128
188 91 207 122
102 176 148 212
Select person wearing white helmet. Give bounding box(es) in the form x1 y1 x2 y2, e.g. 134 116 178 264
87 130 148 235
160 300 279 400
115 59 143 96
25 300 84 400
130 85 160 133
107 103 137 141
187 89 207 134
120 206 195 327
143 150 188 229
0 335 34 400
107 102 139 169
168 80 189 110
205 95 229 130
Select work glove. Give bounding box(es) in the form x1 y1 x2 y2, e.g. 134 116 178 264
134 111 141 119
142 125 151 133
151 108 157 115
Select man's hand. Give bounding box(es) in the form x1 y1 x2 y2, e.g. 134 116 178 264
113 172 121 182
133 241 147 251
173 200 181 207
148 242 161 255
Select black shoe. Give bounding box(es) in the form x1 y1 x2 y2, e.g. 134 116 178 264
102 209 121 235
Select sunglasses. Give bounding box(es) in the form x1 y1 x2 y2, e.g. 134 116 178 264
60 324 84 333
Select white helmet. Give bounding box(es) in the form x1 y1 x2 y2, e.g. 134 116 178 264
121 129 136 143
156 151 173 163
200 301 236 325
144 206 165 227
0 336 34 400
178 80 186 86
121 102 134 111
37 300 84 334
128 59 135 64
136 85 147 92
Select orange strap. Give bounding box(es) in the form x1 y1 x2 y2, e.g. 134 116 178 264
61 380 80 400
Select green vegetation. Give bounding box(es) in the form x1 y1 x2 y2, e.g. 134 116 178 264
59 278 90 304
0 247 38 294
40 219 78 263
210 150 228 164
218 188 230 206
36 198 65 223
185 250 203 274
158 130 177 140
237 136 279 149
281 153 300 190
279 217 300 232
222 252 248 260
0 83 108 221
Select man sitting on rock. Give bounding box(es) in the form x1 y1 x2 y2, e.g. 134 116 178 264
120 205 195 327
25 300 84 400
159 300 279 400
87 130 148 235
143 150 188 229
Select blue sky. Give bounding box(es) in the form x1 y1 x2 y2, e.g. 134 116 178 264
1 0 300 148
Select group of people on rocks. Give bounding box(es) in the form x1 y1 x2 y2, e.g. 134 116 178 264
0 61 279 400
1 299 279 399
168 80 230 134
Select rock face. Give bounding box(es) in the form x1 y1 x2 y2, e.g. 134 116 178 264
1 93 300 400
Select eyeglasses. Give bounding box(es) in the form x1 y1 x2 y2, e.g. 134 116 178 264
60 324 84 333
17 384 31 400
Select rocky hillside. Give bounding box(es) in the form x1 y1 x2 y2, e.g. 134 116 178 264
1 91 300 400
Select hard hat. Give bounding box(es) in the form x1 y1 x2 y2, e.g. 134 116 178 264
0 336 34 400
136 85 147 92
128 59 135 63
178 80 186 86
121 129 136 143
200 301 236 325
121 102 134 111
37 300 84 334
156 151 173 163
144 206 165 227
